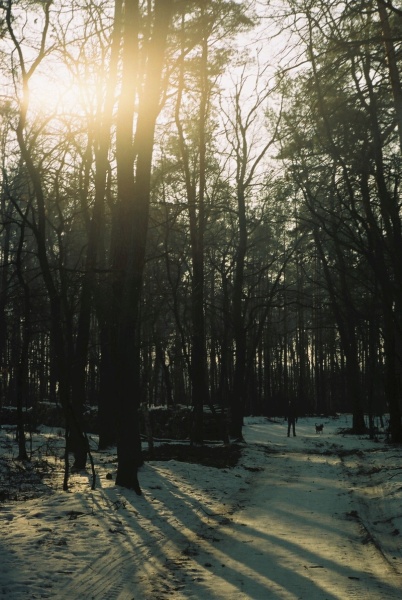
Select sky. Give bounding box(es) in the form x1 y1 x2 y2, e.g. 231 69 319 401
1 413 402 599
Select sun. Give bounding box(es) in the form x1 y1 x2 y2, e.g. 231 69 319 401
28 59 98 119
0 3 97 120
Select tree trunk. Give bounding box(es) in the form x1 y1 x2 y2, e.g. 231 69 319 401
111 0 173 490
174 19 210 444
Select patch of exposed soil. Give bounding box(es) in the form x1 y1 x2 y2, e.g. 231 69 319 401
143 443 242 468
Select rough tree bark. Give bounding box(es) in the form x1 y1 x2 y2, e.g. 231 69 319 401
110 0 173 491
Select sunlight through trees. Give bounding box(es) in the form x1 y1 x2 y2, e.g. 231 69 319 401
1 0 402 491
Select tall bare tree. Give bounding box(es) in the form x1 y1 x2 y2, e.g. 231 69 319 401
109 0 173 491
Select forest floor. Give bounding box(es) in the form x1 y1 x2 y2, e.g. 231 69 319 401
0 414 402 599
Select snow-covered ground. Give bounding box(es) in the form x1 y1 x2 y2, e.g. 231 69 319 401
0 414 401 599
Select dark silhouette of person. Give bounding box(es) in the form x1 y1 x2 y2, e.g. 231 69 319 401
287 400 296 437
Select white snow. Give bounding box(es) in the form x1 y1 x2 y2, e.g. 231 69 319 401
1 415 402 599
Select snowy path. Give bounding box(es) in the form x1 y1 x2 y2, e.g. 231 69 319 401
1 416 402 599
166 420 402 599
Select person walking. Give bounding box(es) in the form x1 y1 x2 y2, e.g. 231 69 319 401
287 400 296 437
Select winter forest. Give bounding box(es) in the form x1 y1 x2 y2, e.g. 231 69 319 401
1 0 402 496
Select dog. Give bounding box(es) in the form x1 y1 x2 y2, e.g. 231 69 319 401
315 423 324 434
